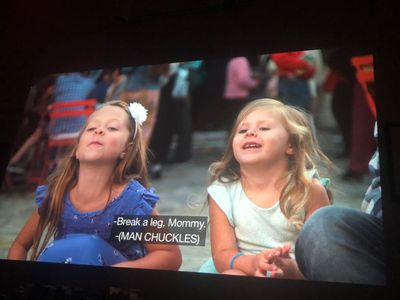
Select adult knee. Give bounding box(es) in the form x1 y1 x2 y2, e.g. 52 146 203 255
295 206 347 277
297 206 340 251
295 206 374 281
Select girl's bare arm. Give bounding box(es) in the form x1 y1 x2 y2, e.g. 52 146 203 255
7 209 40 260
209 197 271 276
304 180 331 221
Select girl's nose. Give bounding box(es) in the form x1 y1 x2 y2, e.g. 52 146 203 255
95 127 104 135
245 128 257 137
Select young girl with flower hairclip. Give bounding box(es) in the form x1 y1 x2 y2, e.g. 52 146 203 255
8 100 182 270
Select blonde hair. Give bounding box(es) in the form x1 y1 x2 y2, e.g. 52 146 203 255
31 100 149 260
209 98 331 229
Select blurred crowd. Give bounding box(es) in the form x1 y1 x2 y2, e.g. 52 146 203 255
3 48 375 189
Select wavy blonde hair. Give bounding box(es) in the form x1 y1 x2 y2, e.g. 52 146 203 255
209 98 331 229
31 100 149 260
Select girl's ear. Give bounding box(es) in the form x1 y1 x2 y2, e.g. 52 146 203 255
121 142 133 159
286 144 294 155
121 142 133 154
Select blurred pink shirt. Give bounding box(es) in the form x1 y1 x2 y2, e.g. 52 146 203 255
224 57 258 99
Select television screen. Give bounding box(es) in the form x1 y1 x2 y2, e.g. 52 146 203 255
0 45 389 299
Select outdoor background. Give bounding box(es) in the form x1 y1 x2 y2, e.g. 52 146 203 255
0 49 375 273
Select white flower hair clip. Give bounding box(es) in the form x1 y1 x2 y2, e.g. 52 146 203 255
129 102 148 125
128 102 148 139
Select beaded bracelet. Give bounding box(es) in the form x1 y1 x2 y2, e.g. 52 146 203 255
229 252 244 269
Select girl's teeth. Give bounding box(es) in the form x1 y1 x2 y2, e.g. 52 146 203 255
245 144 259 148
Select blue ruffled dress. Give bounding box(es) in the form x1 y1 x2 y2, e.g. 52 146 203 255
35 179 159 266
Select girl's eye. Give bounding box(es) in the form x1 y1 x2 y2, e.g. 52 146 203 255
108 127 118 131
238 129 247 134
259 127 270 131
87 127 96 131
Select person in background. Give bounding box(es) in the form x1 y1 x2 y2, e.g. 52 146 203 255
343 82 376 180
7 76 56 175
104 68 127 103
304 49 325 116
271 51 315 112
89 69 112 104
223 57 260 130
322 49 356 158
54 72 95 102
120 64 170 146
148 61 202 179
51 72 96 136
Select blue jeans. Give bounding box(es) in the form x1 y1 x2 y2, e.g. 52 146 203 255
295 206 385 285
278 77 312 111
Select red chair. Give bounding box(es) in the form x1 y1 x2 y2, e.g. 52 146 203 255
27 99 97 184
351 55 376 119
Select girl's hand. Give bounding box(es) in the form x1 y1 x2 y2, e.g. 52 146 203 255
252 249 279 277
266 244 304 279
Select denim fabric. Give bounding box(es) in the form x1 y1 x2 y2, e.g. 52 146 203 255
278 77 312 111
295 206 385 285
